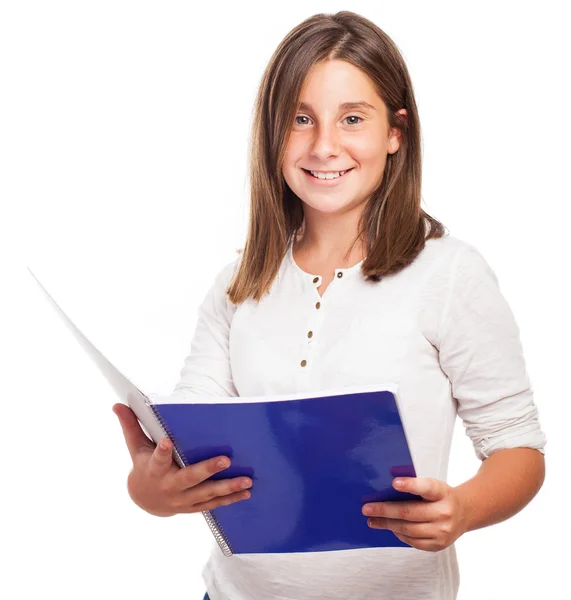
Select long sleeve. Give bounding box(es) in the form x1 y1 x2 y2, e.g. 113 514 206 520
171 258 240 399
436 244 547 460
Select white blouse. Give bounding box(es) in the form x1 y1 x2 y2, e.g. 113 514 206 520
169 232 546 600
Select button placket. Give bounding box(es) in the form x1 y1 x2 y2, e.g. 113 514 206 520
299 267 349 369
300 277 325 368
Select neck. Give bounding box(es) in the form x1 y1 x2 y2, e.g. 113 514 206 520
293 209 367 265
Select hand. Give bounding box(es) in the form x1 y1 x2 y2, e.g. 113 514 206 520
113 403 253 517
362 477 468 552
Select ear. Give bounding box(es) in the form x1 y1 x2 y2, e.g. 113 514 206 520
389 109 407 154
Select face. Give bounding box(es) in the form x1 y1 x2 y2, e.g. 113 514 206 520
282 59 406 217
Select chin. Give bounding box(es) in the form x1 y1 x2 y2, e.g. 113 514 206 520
301 199 355 214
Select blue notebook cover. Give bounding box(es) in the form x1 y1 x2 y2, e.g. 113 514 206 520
150 387 420 555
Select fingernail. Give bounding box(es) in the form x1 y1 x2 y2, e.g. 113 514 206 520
159 441 169 451
394 479 404 488
363 506 373 515
218 458 229 468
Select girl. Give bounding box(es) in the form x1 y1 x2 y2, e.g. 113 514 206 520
113 10 546 600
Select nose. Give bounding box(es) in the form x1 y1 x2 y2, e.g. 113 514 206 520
309 123 341 160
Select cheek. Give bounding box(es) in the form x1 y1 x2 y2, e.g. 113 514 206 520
281 163 297 190
351 136 387 164
282 146 301 179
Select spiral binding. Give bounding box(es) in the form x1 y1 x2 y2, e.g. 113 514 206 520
145 397 234 557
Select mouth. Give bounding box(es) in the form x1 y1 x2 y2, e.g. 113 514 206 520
301 167 355 184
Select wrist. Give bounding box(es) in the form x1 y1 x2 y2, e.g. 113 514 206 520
452 483 475 535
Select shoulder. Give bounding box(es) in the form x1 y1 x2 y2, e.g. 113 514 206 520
218 255 241 283
418 235 504 346
415 234 500 304
204 254 242 307
210 254 241 287
422 234 492 275
423 233 474 259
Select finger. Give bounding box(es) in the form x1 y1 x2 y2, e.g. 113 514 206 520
186 474 253 503
147 437 174 478
368 517 434 539
171 455 233 492
113 403 154 462
190 489 252 513
393 477 447 502
392 532 439 552
362 501 435 522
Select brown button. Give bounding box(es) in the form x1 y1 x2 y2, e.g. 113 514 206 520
315 301 321 309
337 272 343 278
307 331 313 338
301 359 307 367
313 277 319 284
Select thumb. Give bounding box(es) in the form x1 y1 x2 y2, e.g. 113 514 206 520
112 403 154 462
394 477 448 502
147 437 174 478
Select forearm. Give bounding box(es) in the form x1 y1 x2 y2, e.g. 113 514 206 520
454 447 545 534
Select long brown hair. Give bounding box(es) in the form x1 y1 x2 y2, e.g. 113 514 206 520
226 10 447 304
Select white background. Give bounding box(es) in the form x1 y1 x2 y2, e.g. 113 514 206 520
3 1 570 598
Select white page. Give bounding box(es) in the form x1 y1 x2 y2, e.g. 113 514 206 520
27 266 171 450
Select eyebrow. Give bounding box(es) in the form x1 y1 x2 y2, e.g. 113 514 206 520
298 101 377 112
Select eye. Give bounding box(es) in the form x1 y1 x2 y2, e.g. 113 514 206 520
294 115 364 126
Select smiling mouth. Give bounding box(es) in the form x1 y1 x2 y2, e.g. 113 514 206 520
302 168 355 179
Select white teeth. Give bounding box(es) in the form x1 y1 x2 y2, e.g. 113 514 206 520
309 170 348 179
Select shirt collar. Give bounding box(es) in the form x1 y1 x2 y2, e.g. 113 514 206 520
285 235 366 280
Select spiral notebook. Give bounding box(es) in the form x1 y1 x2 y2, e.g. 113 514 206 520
28 266 419 556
